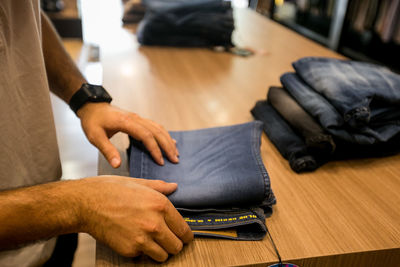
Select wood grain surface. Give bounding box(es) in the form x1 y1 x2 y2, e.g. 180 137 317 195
95 6 400 267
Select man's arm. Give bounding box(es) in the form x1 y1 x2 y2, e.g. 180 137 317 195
0 176 193 262
0 181 79 249
40 12 86 103
41 12 179 168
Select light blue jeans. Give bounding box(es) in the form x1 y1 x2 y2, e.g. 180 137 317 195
129 121 276 240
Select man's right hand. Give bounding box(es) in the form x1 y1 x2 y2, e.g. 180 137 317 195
77 176 193 262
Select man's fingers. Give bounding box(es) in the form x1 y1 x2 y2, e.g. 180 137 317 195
119 122 164 165
153 224 183 255
141 241 169 262
79 104 178 166
164 203 193 244
118 114 178 165
133 179 178 195
88 129 121 168
145 121 179 163
140 133 165 165
151 131 179 164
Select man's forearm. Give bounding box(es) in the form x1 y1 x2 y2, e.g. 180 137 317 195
41 11 86 103
0 180 81 250
0 176 193 261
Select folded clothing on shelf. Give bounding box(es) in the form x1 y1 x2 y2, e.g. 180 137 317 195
136 0 234 47
291 57 400 144
252 57 400 173
129 121 276 240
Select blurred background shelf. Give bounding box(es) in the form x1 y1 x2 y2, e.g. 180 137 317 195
43 0 83 38
251 0 400 72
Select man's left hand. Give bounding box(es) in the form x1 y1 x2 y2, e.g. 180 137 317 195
77 103 179 168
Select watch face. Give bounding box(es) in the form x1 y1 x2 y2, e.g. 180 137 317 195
70 83 112 114
87 85 112 102
91 86 103 99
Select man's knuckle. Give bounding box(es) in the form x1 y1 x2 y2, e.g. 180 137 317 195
134 235 146 248
176 225 191 238
122 243 140 257
130 113 140 120
154 128 163 135
86 132 97 144
145 222 162 234
154 197 169 213
142 131 154 140
113 238 139 257
118 114 132 126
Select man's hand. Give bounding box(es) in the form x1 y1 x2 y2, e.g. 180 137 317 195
77 103 179 168
78 176 193 262
0 176 193 262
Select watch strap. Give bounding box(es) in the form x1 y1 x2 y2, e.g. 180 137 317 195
69 83 112 114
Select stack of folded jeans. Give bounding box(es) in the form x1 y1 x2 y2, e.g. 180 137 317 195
129 121 276 240
137 0 234 47
251 57 400 173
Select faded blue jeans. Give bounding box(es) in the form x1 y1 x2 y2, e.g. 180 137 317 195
288 57 400 144
252 98 400 172
129 121 276 240
252 57 400 172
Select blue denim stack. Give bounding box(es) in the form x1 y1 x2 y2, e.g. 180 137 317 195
129 122 276 240
137 0 234 47
252 57 400 173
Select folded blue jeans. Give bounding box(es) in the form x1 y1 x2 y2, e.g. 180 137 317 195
251 97 400 173
129 121 276 240
290 57 400 144
268 86 336 157
251 100 320 173
137 0 234 47
281 72 400 145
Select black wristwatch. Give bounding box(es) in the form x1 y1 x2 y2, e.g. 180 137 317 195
69 83 112 115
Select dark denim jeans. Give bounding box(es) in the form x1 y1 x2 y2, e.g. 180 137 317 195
252 92 400 173
268 86 336 156
137 0 234 47
290 57 400 144
129 121 276 240
251 100 320 173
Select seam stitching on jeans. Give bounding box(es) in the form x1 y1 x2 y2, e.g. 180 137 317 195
140 149 144 177
252 121 271 205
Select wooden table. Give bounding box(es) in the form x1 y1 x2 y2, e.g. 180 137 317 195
96 7 400 267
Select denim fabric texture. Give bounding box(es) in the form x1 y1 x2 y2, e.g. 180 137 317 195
129 121 276 240
181 208 267 240
137 0 234 47
251 57 400 172
268 86 336 156
252 97 400 172
291 57 400 144
251 100 319 173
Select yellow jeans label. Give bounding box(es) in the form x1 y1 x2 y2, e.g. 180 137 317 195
192 229 238 238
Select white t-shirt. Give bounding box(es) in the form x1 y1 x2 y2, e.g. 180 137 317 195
0 0 62 265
